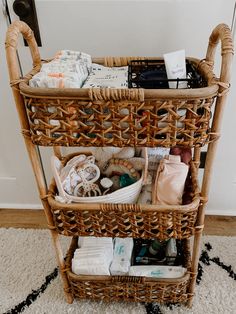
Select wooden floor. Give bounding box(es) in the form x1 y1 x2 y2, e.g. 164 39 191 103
0 208 236 236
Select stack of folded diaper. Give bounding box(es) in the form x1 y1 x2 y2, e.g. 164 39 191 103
29 50 91 88
72 237 113 276
29 50 129 89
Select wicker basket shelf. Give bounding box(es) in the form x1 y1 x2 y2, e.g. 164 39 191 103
48 152 200 239
5 21 234 307
65 237 192 304
21 57 217 148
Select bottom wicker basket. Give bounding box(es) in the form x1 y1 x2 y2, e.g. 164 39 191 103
65 237 192 304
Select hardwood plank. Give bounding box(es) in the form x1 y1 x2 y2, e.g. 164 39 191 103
0 208 47 229
0 209 236 236
203 215 236 236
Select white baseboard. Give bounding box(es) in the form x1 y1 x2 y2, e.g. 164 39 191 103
0 203 43 210
206 209 236 216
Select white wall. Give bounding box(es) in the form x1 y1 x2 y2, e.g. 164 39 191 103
1 0 236 214
0 13 41 208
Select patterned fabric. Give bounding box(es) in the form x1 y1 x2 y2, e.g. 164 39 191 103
29 50 91 88
82 63 128 88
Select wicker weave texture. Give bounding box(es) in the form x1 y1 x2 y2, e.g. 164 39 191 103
48 158 200 240
50 207 198 240
25 96 215 147
68 279 190 303
65 237 191 303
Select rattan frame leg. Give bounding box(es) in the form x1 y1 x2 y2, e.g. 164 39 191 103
26 140 73 304
5 23 73 304
187 25 234 306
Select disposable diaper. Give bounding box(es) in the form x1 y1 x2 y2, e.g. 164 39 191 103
72 236 113 276
29 50 92 89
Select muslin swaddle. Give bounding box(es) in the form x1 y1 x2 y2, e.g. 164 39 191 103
152 155 189 205
82 63 128 88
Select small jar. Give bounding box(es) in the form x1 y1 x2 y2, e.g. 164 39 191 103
149 239 162 255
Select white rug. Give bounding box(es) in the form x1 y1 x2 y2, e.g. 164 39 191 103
0 228 236 314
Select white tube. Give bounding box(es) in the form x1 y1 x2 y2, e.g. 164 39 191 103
163 49 187 89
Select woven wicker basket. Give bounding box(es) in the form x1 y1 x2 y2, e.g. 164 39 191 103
48 160 200 239
65 237 192 303
6 23 227 149
51 150 148 204
16 58 218 148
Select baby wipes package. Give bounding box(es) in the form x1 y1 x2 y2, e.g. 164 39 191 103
129 265 186 278
110 238 134 275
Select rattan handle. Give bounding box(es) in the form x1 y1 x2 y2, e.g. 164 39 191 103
205 23 234 84
5 20 41 82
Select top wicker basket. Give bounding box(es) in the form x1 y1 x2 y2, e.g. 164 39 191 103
5 21 234 148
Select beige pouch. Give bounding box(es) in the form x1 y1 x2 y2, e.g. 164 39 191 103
152 155 189 205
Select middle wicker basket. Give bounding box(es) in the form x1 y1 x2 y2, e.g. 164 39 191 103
50 149 148 204
48 155 200 240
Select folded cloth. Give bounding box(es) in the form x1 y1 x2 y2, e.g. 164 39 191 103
29 50 92 88
152 155 189 205
82 63 128 88
142 147 170 173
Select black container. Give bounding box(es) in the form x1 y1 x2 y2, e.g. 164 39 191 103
128 59 207 89
131 238 185 266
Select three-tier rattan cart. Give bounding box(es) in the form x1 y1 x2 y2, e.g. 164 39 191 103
5 20 234 307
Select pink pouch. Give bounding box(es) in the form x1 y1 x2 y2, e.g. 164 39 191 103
152 155 189 205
